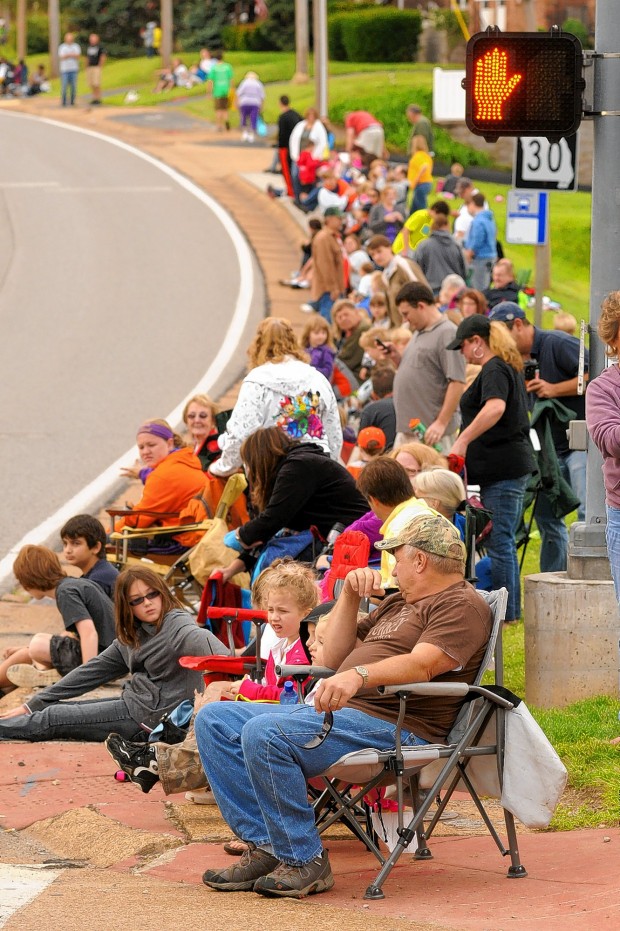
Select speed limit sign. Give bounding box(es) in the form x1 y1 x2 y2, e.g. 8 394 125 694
514 135 579 191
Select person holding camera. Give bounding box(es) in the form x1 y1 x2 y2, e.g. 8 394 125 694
448 314 535 624
488 301 588 572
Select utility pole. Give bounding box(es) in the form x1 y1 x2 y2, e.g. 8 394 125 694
48 0 60 78
313 0 328 116
160 0 173 69
568 0 620 577
16 0 26 59
293 0 309 83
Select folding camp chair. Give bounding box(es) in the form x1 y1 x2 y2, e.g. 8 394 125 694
278 588 535 900
180 607 268 686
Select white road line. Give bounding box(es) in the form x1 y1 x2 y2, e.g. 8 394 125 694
50 186 173 193
0 111 255 593
0 864 62 927
0 181 60 188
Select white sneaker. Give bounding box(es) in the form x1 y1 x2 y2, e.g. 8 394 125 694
241 130 248 141
300 303 315 314
185 789 217 805
247 132 255 143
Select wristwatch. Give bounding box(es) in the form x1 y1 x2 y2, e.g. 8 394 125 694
354 665 370 689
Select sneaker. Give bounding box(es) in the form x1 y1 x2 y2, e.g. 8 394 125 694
185 789 217 805
241 130 248 141
6 664 61 688
254 850 334 898
247 132 255 143
202 844 279 891
300 303 315 314
105 733 159 793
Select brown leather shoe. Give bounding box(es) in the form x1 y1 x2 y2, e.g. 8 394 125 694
202 844 279 891
253 850 334 898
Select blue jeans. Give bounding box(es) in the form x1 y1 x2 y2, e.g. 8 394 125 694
0 698 143 742
194 701 426 865
411 181 433 212
308 291 336 323
61 71 77 106
469 258 495 290
606 505 620 604
480 474 528 621
534 450 586 572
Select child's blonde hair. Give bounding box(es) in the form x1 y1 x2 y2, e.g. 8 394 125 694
553 311 577 336
300 314 336 350
359 325 392 350
252 558 319 615
389 326 413 350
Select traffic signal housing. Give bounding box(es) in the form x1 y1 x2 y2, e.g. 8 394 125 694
463 28 585 142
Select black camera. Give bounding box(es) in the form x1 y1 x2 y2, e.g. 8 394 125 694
523 361 539 381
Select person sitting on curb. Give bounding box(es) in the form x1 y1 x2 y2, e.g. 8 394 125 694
193 512 491 899
0 545 115 695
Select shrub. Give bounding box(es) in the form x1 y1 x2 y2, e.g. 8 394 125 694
26 14 50 55
339 9 423 63
562 17 590 48
328 12 348 61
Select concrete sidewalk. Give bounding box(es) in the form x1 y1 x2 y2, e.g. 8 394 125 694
0 95 617 930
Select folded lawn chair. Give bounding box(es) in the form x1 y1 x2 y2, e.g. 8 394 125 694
278 588 567 900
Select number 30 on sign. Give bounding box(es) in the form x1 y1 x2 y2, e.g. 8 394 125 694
513 135 579 192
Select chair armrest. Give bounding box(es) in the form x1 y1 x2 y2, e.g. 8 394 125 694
107 507 180 519
378 682 471 697
276 664 336 679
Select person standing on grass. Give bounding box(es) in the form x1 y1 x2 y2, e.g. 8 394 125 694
207 51 234 132
58 32 81 107
85 34 106 105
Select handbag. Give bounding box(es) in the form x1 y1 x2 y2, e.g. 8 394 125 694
257 115 268 137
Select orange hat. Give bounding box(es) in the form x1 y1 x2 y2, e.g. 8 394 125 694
357 426 386 453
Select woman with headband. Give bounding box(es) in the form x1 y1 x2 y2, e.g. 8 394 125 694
116 419 205 553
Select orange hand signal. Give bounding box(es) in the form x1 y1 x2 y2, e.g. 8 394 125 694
474 47 522 121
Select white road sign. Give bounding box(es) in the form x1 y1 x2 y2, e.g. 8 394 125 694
514 135 579 191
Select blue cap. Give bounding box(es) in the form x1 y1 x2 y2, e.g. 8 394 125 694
488 301 526 323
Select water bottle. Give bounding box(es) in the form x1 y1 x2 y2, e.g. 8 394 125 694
280 681 298 705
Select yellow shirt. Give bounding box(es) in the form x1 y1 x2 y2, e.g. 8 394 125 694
407 151 433 187
379 497 434 588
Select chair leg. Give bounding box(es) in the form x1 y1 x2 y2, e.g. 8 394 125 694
503 808 528 878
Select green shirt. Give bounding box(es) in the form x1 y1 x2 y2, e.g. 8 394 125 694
210 61 234 98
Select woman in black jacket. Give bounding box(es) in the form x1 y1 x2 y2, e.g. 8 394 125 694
221 427 368 579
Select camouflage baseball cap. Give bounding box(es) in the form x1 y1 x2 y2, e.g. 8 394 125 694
376 512 466 562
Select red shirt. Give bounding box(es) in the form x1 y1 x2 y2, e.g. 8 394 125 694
297 150 321 185
345 111 380 135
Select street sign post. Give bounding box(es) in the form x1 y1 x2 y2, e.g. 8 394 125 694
514 135 579 191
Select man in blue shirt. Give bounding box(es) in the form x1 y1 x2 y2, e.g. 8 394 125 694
489 302 587 572
463 192 497 290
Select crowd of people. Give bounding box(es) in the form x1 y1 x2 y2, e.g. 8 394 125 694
0 59 610 898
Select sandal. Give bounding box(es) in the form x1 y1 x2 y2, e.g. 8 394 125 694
223 837 249 856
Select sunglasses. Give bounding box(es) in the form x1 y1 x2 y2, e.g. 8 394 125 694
128 590 162 607
276 709 334 750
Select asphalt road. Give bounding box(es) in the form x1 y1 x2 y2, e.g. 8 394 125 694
0 111 261 570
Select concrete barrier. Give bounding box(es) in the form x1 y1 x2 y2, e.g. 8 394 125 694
524 571 620 708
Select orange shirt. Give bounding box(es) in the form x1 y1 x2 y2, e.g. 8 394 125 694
117 447 205 530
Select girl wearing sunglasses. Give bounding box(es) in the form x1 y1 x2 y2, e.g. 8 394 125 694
0 566 226 742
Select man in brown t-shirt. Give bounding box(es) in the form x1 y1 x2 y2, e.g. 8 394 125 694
195 513 491 898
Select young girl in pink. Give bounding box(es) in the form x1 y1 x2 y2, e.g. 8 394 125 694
300 314 337 381
218 559 318 702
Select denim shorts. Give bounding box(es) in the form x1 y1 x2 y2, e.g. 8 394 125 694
50 634 82 675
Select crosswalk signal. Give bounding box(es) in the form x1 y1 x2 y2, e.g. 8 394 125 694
463 27 585 142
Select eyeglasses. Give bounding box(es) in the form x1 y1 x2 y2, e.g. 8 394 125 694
128 590 162 607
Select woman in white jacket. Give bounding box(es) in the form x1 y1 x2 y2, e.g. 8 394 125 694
209 317 343 477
